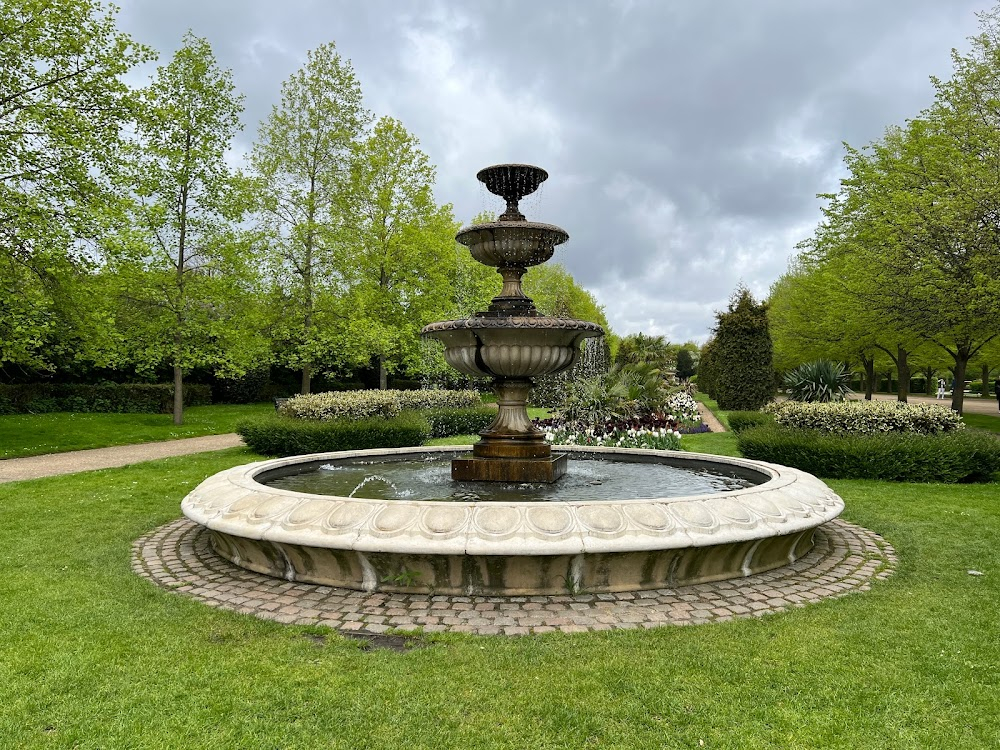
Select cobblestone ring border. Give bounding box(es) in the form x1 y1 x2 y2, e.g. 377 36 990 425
132 518 895 635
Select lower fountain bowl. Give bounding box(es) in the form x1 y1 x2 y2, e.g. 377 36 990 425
181 446 844 595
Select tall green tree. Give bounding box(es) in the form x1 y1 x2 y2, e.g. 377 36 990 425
1 0 153 370
110 33 262 424
338 117 457 389
250 42 369 394
711 286 774 411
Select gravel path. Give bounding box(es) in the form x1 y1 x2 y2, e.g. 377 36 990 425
0 434 244 484
697 402 727 432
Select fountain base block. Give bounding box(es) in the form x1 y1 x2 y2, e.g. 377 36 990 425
452 452 568 483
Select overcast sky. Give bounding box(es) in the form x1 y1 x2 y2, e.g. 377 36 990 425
117 0 991 343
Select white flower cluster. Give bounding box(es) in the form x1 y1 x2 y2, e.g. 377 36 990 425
763 399 965 435
665 391 701 423
281 389 481 421
544 425 682 451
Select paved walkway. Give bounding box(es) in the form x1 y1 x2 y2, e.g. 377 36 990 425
134 517 895 635
0 434 244 484
696 402 727 432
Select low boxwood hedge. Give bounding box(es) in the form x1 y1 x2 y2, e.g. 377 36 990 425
236 411 431 457
737 425 1000 483
727 411 773 433
423 406 497 438
0 383 212 415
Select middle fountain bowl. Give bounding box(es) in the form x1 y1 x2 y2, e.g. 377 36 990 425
421 164 603 483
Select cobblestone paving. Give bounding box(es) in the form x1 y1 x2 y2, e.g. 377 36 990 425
133 518 896 636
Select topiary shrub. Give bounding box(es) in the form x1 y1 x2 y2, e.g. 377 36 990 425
783 360 853 402
727 411 774 433
763 400 963 434
236 412 431 457
711 287 775 411
736 425 1000 482
397 390 481 411
423 406 498 438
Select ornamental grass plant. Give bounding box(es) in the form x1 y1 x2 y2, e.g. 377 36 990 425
783 360 853 402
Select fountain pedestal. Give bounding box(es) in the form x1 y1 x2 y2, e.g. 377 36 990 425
421 164 603 483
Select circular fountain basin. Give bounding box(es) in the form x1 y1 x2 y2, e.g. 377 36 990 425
181 446 844 596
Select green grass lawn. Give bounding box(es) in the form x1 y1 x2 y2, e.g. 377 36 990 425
0 403 273 459
1 440 998 747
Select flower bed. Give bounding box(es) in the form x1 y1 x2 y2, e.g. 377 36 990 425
536 414 685 451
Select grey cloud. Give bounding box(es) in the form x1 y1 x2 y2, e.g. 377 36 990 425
116 0 990 342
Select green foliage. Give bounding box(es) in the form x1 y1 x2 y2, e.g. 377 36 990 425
213 367 270 404
236 412 430 456
737 425 1000 482
764 400 964 434
1 0 154 370
613 332 673 372
107 33 265 424
0 383 210 414
280 389 481 421
423 406 497 438
726 411 774 434
711 287 775 411
784 360 854 402
531 337 612 408
676 347 697 379
250 42 370 392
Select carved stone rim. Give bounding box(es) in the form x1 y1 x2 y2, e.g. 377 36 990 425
181 446 845 557
456 221 569 246
421 317 605 334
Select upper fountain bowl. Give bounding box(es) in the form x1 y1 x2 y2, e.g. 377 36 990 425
456 221 568 269
477 164 548 201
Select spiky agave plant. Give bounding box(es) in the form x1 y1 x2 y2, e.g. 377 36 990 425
783 360 853 402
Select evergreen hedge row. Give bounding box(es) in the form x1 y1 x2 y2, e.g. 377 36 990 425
423 406 497 438
236 412 431 457
0 383 212 415
736 425 1000 483
726 411 774 433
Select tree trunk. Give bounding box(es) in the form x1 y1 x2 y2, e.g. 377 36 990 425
301 363 312 395
950 352 969 415
379 356 387 390
982 364 991 397
862 355 875 400
173 362 184 426
896 345 909 402
923 366 935 395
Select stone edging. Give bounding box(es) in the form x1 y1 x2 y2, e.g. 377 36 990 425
132 517 895 635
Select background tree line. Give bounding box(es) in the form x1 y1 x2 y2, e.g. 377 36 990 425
766 8 1000 415
0 1 613 423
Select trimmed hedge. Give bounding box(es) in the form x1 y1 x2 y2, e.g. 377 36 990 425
236 412 431 457
0 383 212 415
763 400 963 435
727 411 773 433
280 389 481 421
424 406 497 438
736 425 1000 482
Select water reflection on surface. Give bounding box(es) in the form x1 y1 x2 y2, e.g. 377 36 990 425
264 456 757 502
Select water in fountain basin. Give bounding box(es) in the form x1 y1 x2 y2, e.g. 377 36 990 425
264 456 756 502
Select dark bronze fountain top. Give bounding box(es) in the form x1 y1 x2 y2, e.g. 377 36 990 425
477 164 549 222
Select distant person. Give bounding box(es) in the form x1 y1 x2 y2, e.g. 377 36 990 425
936 378 946 399
995 377 1000 412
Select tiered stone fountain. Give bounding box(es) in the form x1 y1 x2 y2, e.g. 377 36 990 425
180 164 845 595
421 164 603 482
